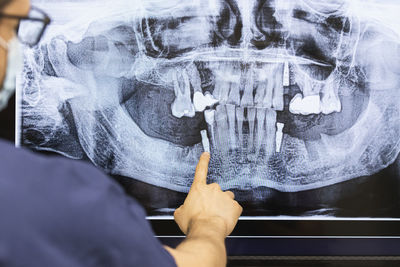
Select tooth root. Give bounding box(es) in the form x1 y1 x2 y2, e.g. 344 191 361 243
321 81 342 115
262 79 273 108
246 107 256 153
272 64 284 111
226 104 237 150
276 122 284 153
200 130 210 153
215 105 229 156
235 107 245 153
171 69 195 118
204 109 216 146
304 139 328 161
186 63 202 93
240 72 254 107
254 82 266 108
265 109 277 157
283 61 290 87
227 82 241 106
255 108 266 160
204 109 215 126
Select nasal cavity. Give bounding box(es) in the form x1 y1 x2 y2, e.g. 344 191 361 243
213 0 243 47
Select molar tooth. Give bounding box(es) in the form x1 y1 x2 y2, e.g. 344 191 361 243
171 69 195 118
276 122 284 153
265 109 277 157
193 91 219 112
255 108 266 160
289 94 321 115
320 79 342 114
226 104 236 150
246 107 256 153
272 64 284 111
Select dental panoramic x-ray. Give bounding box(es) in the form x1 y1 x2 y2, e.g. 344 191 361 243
18 0 400 217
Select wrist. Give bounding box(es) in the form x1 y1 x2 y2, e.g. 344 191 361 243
187 216 227 240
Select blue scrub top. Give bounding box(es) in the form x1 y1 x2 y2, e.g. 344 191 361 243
0 139 177 267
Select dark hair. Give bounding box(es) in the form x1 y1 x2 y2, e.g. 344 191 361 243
0 0 12 10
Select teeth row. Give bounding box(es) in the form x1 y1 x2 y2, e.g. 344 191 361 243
170 62 342 119
204 106 284 159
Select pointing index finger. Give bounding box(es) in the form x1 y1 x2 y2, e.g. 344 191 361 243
192 152 210 186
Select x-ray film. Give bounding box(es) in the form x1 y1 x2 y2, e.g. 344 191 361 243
18 0 400 217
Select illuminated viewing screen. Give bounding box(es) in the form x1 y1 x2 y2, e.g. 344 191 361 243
18 0 400 218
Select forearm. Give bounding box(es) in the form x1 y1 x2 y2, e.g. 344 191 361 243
166 217 227 267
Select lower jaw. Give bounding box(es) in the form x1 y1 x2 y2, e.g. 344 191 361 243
70 85 399 194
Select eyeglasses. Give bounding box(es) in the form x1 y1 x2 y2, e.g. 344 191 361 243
0 6 51 47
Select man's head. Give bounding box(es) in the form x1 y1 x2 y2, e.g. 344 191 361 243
0 0 29 88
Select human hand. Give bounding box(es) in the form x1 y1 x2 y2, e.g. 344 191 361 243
174 152 243 237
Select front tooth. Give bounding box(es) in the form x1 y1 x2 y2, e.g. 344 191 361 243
247 107 256 153
276 122 284 153
254 82 266 108
289 94 321 115
320 78 342 114
226 104 236 150
272 64 284 111
171 69 195 118
213 64 239 105
254 108 266 160
215 105 229 156
236 107 245 156
240 71 254 107
227 81 241 106
262 66 274 108
265 109 277 157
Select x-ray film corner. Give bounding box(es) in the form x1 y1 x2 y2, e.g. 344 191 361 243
19 0 400 215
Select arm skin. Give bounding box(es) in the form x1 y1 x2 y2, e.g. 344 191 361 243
165 152 243 267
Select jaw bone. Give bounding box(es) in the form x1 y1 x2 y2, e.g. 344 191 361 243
171 68 195 118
